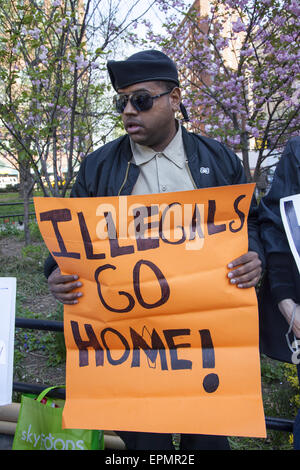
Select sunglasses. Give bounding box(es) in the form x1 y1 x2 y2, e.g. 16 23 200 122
113 90 171 114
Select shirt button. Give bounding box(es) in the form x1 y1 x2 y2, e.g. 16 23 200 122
161 185 167 192
157 153 163 158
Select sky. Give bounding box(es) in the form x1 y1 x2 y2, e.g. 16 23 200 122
96 0 194 59
116 0 191 55
122 0 168 33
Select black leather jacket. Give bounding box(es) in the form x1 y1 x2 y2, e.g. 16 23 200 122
258 136 300 363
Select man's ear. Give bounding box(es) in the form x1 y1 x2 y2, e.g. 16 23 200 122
169 87 181 112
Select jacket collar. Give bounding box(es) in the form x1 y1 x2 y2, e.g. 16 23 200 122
181 126 202 188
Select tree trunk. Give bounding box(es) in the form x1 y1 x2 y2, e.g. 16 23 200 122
19 161 34 246
240 132 252 182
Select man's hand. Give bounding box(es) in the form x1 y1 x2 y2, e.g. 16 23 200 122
227 251 262 288
48 267 83 305
278 299 300 338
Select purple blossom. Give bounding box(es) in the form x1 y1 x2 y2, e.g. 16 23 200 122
288 0 300 15
28 27 41 40
38 45 48 62
75 55 89 69
232 18 246 33
228 135 241 145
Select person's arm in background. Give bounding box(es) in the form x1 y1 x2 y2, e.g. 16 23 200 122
279 300 300 339
259 137 300 337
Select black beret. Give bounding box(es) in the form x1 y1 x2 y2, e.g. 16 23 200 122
107 50 179 91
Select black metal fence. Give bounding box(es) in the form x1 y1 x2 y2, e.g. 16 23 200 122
14 318 65 399
13 317 295 434
0 201 35 224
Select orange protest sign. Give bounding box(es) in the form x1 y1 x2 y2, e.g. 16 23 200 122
34 183 266 438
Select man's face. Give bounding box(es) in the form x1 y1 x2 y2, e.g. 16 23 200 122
117 81 181 151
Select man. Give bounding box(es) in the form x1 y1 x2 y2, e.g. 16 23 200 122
258 137 300 449
44 50 264 450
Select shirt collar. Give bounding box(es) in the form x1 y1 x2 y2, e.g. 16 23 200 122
130 122 186 168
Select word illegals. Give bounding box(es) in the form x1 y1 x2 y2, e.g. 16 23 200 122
39 195 246 260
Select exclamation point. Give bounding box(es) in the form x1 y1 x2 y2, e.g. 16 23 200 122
199 329 219 393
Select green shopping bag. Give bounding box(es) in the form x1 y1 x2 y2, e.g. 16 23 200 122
12 386 104 450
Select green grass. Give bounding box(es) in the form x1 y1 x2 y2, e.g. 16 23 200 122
229 357 297 450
